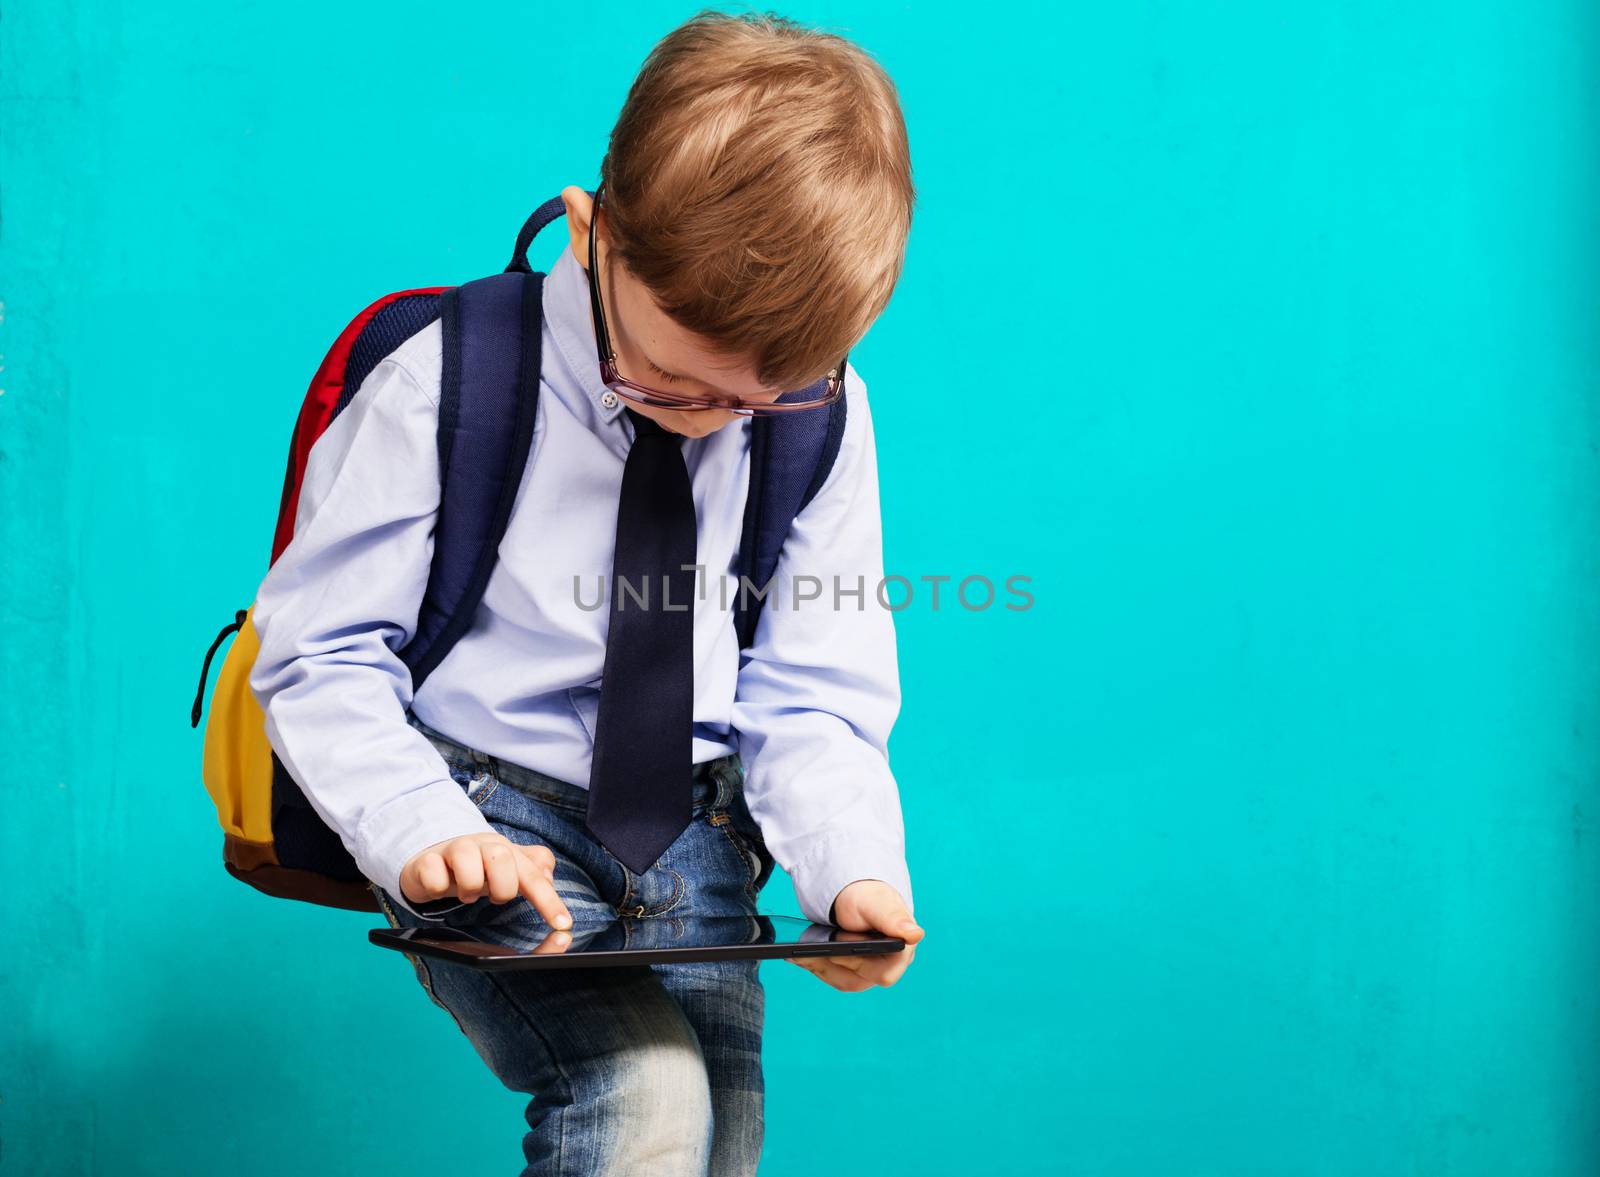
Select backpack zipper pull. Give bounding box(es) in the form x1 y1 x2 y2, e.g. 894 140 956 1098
191 608 248 728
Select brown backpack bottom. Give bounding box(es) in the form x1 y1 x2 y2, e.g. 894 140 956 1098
224 835 380 913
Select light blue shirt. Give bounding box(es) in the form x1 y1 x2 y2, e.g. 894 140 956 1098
248 243 913 925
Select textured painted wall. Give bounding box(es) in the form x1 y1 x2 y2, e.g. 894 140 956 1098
4 2 1599 1173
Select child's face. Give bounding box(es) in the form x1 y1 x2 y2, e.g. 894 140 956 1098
564 186 781 439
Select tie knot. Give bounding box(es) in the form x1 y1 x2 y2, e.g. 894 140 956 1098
625 407 677 442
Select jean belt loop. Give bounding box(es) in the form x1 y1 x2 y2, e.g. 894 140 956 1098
707 758 729 810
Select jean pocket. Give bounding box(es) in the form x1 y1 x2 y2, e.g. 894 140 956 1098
443 757 498 809
713 807 774 898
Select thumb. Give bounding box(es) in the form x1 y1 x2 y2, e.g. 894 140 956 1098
834 881 925 944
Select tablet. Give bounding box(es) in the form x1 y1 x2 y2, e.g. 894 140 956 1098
370 913 904 971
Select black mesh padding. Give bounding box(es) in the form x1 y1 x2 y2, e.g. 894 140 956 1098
334 293 444 419
269 754 368 881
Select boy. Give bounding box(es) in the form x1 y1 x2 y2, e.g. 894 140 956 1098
249 10 922 1175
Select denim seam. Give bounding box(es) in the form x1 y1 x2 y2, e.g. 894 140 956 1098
618 866 686 917
373 885 474 1037
710 817 759 899
483 969 574 1171
651 868 687 916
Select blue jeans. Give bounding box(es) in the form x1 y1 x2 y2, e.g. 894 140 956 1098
372 713 777 1177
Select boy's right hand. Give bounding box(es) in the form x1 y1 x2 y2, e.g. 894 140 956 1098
400 833 573 929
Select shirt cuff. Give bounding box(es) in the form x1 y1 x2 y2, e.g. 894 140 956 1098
355 776 496 922
787 836 914 927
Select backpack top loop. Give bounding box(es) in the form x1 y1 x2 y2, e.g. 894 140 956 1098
505 190 594 274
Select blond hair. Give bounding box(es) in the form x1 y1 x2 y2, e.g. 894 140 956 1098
598 9 915 392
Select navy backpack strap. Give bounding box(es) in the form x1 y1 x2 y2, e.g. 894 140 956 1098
733 379 850 649
400 270 544 689
400 189 576 689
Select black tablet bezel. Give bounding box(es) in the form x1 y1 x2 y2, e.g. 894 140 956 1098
369 914 905 971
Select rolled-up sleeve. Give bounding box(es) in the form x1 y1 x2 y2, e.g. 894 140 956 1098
248 349 493 920
731 367 914 926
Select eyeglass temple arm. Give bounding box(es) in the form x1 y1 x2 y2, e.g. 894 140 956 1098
587 184 617 364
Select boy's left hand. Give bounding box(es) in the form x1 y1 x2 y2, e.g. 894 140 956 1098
786 879 924 991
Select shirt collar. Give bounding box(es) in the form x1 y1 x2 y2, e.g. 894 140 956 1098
542 241 628 428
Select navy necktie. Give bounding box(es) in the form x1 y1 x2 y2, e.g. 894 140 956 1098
586 408 697 874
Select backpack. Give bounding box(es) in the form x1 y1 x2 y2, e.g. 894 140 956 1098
190 190 849 913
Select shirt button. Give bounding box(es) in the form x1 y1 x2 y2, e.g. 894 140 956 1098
600 391 619 409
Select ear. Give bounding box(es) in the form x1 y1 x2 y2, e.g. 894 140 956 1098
561 185 597 272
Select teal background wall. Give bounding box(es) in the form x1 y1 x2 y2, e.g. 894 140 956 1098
4 1 1599 1173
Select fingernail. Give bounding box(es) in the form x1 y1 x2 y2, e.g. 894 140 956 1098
556 913 572 929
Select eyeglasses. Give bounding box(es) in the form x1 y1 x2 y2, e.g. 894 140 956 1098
586 182 846 416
